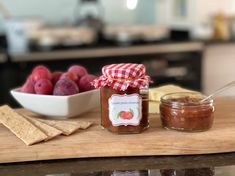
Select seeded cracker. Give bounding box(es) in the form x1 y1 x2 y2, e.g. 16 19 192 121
25 116 62 141
0 105 47 145
35 118 92 135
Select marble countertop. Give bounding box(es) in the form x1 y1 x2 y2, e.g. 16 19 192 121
1 152 235 176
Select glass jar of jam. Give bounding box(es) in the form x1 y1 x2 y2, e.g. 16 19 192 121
92 63 151 134
160 92 214 132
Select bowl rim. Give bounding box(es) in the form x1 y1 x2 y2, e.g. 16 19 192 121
10 87 99 98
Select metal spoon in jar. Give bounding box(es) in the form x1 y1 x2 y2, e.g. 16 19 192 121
201 80 235 102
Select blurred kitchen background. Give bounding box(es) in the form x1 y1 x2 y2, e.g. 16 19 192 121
1 0 235 105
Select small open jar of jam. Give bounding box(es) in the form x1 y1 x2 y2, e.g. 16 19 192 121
92 63 151 134
160 92 215 132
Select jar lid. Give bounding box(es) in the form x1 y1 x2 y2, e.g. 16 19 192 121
92 63 151 91
102 63 146 79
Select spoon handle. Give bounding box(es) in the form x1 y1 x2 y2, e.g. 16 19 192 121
201 80 235 102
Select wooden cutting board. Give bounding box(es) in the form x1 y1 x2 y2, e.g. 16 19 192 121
1 97 235 164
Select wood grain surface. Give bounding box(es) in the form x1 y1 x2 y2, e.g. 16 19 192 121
0 97 235 164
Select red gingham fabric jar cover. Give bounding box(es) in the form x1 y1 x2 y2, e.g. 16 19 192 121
92 63 151 91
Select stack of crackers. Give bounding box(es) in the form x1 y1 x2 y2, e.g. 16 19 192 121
0 105 92 145
149 84 195 114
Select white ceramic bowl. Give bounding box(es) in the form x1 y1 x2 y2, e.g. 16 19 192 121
10 88 100 119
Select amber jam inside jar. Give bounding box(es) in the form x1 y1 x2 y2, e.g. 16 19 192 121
160 92 214 132
100 86 149 134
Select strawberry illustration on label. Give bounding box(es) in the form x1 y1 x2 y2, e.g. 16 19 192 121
118 108 134 120
109 94 142 126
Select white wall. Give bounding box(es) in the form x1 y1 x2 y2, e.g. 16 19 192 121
194 0 235 24
0 0 76 33
0 0 154 33
100 0 136 25
156 0 235 29
0 0 77 24
203 44 235 96
155 0 197 29
1 0 235 32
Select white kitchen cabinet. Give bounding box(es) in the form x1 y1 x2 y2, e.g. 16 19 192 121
203 44 235 96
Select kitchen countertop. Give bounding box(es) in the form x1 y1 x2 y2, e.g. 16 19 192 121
1 153 235 175
9 42 204 62
8 39 235 62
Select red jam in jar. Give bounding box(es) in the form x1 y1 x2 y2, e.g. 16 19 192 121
160 92 215 132
92 63 151 134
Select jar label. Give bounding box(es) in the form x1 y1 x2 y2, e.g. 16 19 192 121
108 94 142 126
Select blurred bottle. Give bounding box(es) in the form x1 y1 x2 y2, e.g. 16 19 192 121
212 13 230 41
